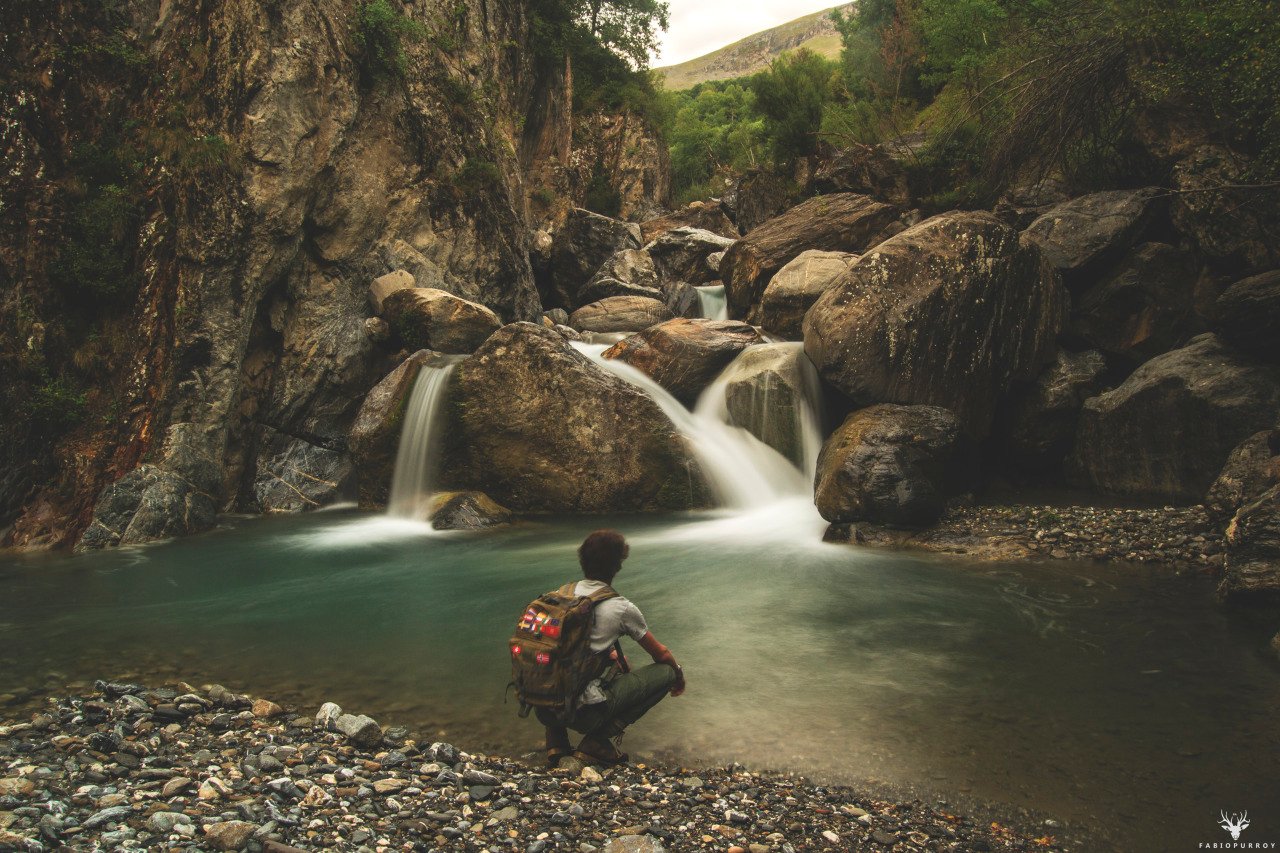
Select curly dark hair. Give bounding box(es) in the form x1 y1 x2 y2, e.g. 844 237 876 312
578 529 629 581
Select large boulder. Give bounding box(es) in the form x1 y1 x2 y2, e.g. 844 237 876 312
1205 430 1280 524
1067 242 1201 364
754 250 858 339
719 343 822 470
993 178 1071 229
814 404 962 527
1002 349 1109 475
453 323 705 511
602 318 764 404
640 201 738 243
1023 188 1162 283
804 211 1065 437
252 435 351 513
1215 270 1280 361
568 296 675 333
579 248 660 306
381 288 501 354
721 193 900 320
427 491 513 530
368 270 415 313
1220 485 1280 603
1070 334 1280 500
645 227 736 286
348 351 451 508
1172 145 1278 275
548 208 643 309
812 143 911 206
721 170 793 235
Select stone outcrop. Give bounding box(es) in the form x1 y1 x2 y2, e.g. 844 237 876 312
547 209 643 310
805 211 1065 437
568 296 674 333
719 343 821 469
1220 486 1280 603
381 289 501 355
580 249 660 302
347 351 450 509
452 324 705 511
1023 188 1162 282
754 250 858 339
814 405 962 527
993 178 1071 229
1071 334 1280 500
720 193 900 319
1215 270 1280 361
368 270 416 314
812 143 911 206
1067 243 1201 364
1205 430 1280 524
645 227 736 286
602 319 764 404
1003 349 1109 475
640 201 738 243
1172 145 1278 275
721 170 793 235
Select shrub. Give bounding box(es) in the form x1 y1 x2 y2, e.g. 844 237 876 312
48 184 140 304
353 0 426 86
26 376 87 434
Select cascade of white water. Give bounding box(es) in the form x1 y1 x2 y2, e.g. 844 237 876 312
572 342 820 509
695 284 728 320
386 359 462 519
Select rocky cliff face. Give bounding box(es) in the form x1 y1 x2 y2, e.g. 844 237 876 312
0 0 649 549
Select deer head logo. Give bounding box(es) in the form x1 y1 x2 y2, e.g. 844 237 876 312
1219 811 1250 840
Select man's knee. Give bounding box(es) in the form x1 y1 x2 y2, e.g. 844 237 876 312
645 663 677 693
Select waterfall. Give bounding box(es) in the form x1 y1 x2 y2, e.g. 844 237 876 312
387 358 463 520
572 342 821 509
695 284 728 321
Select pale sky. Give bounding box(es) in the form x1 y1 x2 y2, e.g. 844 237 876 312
653 0 843 67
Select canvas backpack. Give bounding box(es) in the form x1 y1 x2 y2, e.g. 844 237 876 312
509 581 618 721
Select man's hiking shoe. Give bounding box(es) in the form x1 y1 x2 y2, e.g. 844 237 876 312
545 726 572 768
573 734 628 766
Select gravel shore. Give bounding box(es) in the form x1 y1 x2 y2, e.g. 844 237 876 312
825 503 1218 568
0 681 1070 852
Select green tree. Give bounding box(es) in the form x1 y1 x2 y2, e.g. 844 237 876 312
750 50 836 165
352 0 426 86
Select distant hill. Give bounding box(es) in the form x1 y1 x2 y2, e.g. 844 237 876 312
655 4 852 91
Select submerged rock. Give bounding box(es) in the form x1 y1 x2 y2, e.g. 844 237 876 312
1023 187 1162 282
754 249 858 340
568 296 674 333
603 318 763 404
381 287 501 354
1071 334 1280 500
805 211 1065 437
815 405 962 527
720 193 899 319
1215 270 1280 362
428 490 513 530
454 323 707 512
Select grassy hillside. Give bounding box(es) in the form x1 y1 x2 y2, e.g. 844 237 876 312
656 5 851 91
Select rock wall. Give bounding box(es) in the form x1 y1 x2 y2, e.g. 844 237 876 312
0 0 645 549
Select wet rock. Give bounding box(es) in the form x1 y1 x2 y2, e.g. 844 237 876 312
368 269 416 314
1206 431 1280 524
603 318 764 404
1215 270 1280 361
812 143 911 206
1023 187 1162 282
1067 242 1201 363
252 435 351 514
1220 485 1280 602
722 170 793 235
754 250 858 340
1172 145 1278 275
805 211 1065 437
1003 350 1109 474
348 350 455 509
427 490 513 530
815 405 962 527
549 209 643 310
1070 334 1280 500
381 287 502 355
454 323 708 511
721 193 900 319
645 227 735 286
720 343 822 469
640 201 738 243
568 296 674 333
335 713 382 748
204 819 257 851
315 701 343 730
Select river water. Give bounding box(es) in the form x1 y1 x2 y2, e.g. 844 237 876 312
1 507 1277 851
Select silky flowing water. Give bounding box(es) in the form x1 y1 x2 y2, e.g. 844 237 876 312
1 509 1277 851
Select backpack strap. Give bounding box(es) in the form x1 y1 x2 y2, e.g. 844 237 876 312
558 581 579 597
585 584 619 604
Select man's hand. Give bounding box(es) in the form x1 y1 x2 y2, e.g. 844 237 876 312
638 632 686 696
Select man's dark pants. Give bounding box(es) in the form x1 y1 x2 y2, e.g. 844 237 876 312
538 663 676 736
